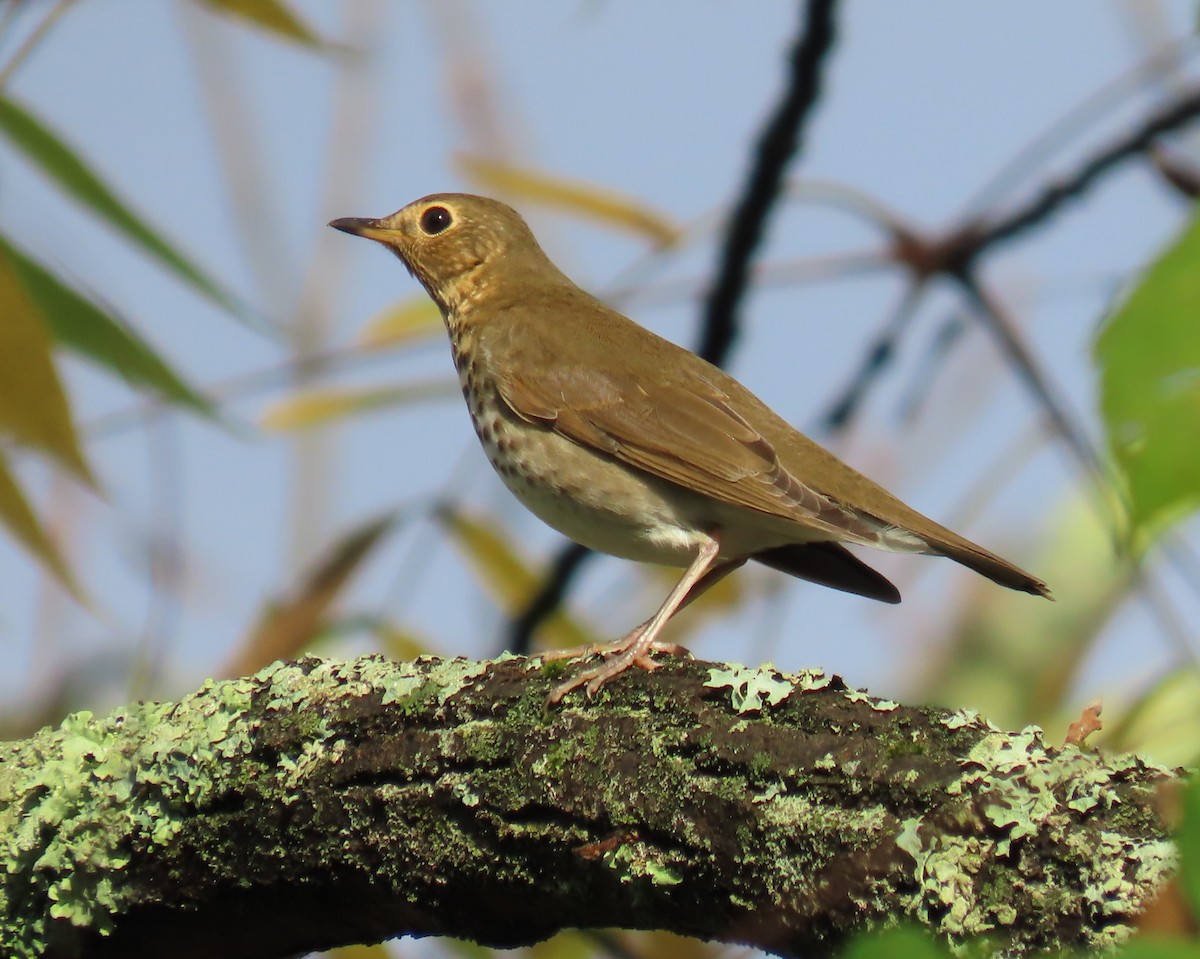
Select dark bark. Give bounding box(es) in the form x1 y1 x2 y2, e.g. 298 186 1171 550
0 654 1175 959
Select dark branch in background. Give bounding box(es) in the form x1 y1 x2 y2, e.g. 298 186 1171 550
820 282 923 432
502 542 591 652
819 82 1200 435
503 0 841 655
969 84 1200 254
695 0 838 363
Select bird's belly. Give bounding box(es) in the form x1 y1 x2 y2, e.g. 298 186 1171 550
469 405 714 567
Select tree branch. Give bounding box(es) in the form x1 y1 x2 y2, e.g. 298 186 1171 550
1 654 1175 959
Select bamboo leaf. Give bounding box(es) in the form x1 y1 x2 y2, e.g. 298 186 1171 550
261 380 458 431
1095 207 1200 547
355 296 442 350
196 0 325 48
0 95 243 317
224 513 398 677
0 236 214 416
456 156 682 248
0 452 85 602
1176 776 1200 924
435 505 595 651
0 247 94 486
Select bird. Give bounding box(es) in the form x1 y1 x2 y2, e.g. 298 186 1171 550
330 194 1051 703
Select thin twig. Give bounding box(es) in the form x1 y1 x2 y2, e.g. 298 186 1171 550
818 280 925 433
954 274 1107 485
0 0 75 90
970 83 1200 254
962 35 1200 215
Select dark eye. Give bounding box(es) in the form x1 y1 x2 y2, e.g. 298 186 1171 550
420 206 452 235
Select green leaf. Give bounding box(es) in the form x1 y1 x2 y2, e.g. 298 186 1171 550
1096 207 1200 547
195 0 325 47
1112 938 1200 959
0 236 215 416
0 452 85 602
840 927 951 959
0 247 94 486
0 95 243 318
1179 774 1200 924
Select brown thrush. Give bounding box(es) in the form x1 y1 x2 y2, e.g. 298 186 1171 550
331 194 1051 702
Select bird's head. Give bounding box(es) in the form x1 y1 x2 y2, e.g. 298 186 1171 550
330 193 560 315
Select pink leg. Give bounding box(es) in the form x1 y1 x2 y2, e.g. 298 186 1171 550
540 554 747 664
547 538 724 704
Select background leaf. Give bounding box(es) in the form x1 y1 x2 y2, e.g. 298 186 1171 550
457 156 682 248
355 296 442 350
1178 775 1200 925
435 505 596 651
261 380 459 431
0 95 242 318
0 248 94 485
0 236 214 416
0 453 83 601
223 513 399 677
196 0 325 48
839 926 951 959
1096 207 1200 547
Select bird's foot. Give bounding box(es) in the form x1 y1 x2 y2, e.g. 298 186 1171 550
544 627 690 704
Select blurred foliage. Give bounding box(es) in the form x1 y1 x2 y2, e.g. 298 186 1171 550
196 0 324 48
435 504 598 651
0 94 242 316
1096 207 1200 550
457 156 684 249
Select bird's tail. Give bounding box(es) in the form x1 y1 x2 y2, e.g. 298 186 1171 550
933 538 1053 599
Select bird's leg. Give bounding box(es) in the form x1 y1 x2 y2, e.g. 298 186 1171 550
539 554 746 664
547 538 724 703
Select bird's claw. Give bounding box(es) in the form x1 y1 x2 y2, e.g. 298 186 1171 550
543 637 691 705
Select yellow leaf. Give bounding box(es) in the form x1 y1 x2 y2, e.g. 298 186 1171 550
223 513 398 677
436 505 596 651
197 0 324 47
0 452 85 601
0 249 95 486
261 380 459 431
371 623 434 662
456 156 682 248
355 296 443 350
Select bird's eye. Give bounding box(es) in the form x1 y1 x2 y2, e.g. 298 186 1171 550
420 206 452 235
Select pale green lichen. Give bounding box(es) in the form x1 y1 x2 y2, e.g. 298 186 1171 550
893 720 1176 949
704 665 792 713
379 656 490 709
792 668 832 692
604 841 682 886
0 675 260 954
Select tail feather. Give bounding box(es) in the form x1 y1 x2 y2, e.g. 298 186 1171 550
933 539 1053 599
753 542 901 604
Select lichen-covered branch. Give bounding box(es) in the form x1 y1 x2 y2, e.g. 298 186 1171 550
0 654 1176 959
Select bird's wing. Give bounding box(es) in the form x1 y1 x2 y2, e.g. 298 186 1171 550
493 356 887 545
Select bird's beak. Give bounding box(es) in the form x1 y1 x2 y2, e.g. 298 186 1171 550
328 216 396 242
